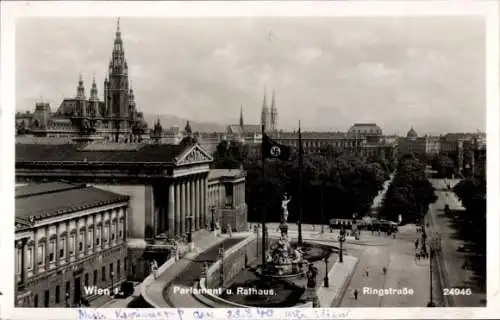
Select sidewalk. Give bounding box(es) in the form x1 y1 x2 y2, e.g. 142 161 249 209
144 232 230 307
321 255 359 307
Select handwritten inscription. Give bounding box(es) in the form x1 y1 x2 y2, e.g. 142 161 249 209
77 307 348 320
77 309 184 320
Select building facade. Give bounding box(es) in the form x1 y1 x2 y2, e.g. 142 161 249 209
15 183 129 308
347 123 383 143
207 169 248 232
15 19 148 141
15 142 249 278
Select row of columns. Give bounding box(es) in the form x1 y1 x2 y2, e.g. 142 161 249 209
165 175 208 238
233 182 245 208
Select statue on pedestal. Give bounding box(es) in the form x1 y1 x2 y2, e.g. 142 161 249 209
281 193 292 223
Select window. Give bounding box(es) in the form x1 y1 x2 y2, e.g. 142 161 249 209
117 260 121 278
93 270 98 286
111 222 116 241
49 239 56 262
102 266 106 281
104 223 109 243
37 243 45 266
87 228 93 249
124 257 127 272
110 263 114 279
70 234 75 255
84 273 89 287
55 285 60 304
26 246 33 269
79 231 84 252
59 237 66 259
66 281 70 293
16 247 22 275
119 220 124 239
96 227 101 246
34 294 38 307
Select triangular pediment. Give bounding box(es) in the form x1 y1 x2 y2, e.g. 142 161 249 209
175 144 213 166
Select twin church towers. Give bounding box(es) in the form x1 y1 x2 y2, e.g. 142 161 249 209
239 88 279 133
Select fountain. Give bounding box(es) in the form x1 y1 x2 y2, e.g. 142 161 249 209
261 193 306 278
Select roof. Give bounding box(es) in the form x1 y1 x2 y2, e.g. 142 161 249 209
15 182 81 198
227 124 261 134
16 143 187 164
407 127 418 138
277 131 347 139
16 182 129 222
16 136 76 144
208 169 246 181
348 123 382 135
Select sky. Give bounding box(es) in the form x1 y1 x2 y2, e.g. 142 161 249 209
16 16 485 134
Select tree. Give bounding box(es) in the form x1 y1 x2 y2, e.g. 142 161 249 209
212 140 248 169
453 176 486 282
379 156 437 223
430 153 457 178
213 140 390 224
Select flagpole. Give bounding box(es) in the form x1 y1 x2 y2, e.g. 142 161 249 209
298 120 303 245
261 124 267 268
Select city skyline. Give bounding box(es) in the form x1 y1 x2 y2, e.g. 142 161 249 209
16 17 485 134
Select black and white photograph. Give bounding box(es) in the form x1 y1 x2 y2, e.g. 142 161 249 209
1 1 498 319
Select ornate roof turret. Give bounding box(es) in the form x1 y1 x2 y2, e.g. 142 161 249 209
185 120 192 136
153 117 163 135
76 73 86 100
129 87 135 106
89 74 99 101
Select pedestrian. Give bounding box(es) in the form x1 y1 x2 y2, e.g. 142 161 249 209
365 268 369 277
415 239 419 251
382 266 387 275
353 289 359 300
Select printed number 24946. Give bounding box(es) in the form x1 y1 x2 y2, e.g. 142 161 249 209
443 288 472 296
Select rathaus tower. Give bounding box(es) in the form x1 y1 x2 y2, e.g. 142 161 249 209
105 18 131 141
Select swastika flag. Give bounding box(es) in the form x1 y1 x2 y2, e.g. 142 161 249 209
262 134 291 161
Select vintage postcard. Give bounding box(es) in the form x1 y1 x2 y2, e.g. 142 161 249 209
0 1 498 319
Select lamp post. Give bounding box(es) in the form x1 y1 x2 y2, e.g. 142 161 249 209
427 236 438 307
65 292 70 308
338 227 346 263
311 180 330 235
218 244 224 287
323 251 331 288
211 207 216 232
187 216 193 243
111 271 114 297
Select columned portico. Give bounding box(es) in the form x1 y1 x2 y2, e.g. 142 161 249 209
168 184 175 238
16 143 214 242
193 178 199 230
174 182 180 237
180 180 186 235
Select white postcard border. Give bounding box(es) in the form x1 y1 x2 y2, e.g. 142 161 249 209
1 1 498 319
